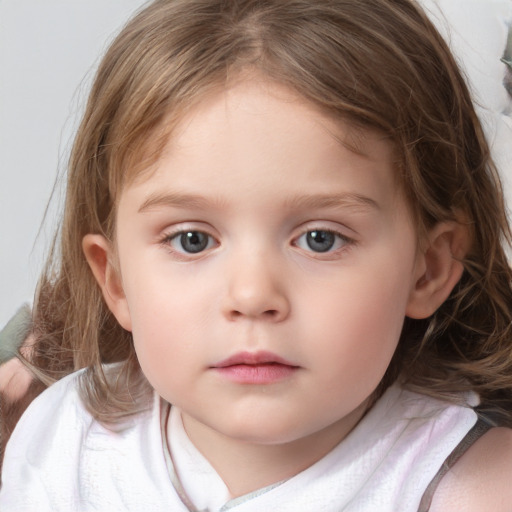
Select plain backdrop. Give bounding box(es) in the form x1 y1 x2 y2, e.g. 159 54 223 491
0 0 147 326
1 0 511 327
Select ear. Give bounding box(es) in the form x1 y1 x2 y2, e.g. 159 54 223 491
82 234 132 331
406 221 470 319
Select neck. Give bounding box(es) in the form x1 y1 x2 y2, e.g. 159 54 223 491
181 402 368 498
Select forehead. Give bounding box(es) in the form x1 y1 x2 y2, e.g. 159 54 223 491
121 79 402 214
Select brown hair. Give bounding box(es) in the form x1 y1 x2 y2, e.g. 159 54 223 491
26 0 512 425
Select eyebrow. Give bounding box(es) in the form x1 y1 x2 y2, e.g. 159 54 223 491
283 193 380 212
138 192 227 213
138 191 379 213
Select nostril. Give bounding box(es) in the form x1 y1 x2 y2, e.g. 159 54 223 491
227 309 281 321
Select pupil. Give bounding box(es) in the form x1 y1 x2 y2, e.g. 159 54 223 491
307 231 335 252
181 232 208 253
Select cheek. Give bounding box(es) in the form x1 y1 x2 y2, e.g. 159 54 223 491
130 311 195 405
304 261 413 381
123 268 216 399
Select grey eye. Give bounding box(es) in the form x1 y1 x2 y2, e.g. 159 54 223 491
295 229 348 253
305 230 336 252
172 231 212 253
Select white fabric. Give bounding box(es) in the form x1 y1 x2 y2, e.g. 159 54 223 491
0 368 478 512
0 370 185 512
168 406 232 510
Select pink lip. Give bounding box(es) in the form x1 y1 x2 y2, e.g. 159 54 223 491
211 351 299 384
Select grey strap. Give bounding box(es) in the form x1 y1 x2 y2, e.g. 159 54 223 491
160 400 205 512
417 418 492 512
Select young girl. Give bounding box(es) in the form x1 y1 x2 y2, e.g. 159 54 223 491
1 0 512 510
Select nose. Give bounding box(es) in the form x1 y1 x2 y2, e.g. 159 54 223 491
222 255 291 322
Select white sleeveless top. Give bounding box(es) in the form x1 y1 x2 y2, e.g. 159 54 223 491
0 369 478 511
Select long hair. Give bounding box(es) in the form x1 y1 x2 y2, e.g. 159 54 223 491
27 0 512 424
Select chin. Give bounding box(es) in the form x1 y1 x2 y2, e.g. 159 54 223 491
212 414 319 446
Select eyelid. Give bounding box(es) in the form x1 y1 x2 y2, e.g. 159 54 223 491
292 220 357 240
158 221 218 241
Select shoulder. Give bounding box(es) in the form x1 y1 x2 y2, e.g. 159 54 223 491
1 366 162 509
430 426 512 512
2 369 91 464
0 369 91 508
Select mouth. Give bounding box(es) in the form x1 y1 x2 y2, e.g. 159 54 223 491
211 351 299 384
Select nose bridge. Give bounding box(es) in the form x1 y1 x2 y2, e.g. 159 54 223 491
223 241 290 321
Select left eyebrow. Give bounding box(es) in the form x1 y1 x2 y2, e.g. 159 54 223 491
283 193 380 213
138 192 227 213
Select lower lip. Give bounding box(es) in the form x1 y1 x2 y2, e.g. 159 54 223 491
214 363 298 384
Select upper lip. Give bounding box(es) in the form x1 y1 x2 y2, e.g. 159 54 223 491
212 351 298 368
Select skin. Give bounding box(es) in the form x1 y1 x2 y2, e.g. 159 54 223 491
0 358 33 402
84 78 474 500
0 335 35 402
430 426 512 511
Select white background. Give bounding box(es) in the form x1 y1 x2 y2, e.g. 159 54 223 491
1 0 511 327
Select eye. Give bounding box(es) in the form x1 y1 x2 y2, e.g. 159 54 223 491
167 230 216 254
295 229 349 253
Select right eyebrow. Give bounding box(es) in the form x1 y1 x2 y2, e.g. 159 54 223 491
137 192 227 213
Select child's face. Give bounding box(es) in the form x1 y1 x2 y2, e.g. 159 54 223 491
109 79 425 448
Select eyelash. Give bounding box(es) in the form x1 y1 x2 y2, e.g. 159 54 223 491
159 227 354 258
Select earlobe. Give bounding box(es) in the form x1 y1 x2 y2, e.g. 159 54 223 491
406 221 470 319
82 234 132 331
